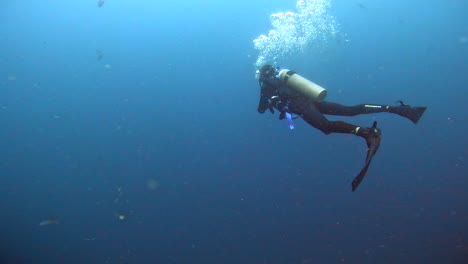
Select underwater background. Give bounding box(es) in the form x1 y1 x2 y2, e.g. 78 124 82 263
0 0 467 263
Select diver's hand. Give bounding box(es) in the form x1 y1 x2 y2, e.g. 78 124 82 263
270 95 280 102
268 96 281 106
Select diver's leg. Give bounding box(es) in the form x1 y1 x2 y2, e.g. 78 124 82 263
317 102 391 116
317 102 427 124
299 102 382 185
298 103 368 136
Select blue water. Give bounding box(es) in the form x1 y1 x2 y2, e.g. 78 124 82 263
1 0 467 263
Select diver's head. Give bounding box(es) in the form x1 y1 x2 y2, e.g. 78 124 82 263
256 64 278 81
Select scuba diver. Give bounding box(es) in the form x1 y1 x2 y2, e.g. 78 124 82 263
256 65 427 191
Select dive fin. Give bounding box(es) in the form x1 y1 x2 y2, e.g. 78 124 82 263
352 160 371 192
393 102 427 124
395 100 409 106
407 106 427 124
352 121 382 192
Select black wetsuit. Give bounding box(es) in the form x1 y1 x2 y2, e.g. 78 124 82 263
257 75 395 135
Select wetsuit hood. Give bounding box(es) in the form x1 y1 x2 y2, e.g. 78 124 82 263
259 65 278 81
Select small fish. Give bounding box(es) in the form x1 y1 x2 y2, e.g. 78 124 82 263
357 3 367 9
98 0 105 8
96 49 103 61
39 217 59 226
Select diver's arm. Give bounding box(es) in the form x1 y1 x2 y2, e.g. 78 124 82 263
257 92 271 114
257 84 275 114
258 95 280 114
257 78 283 114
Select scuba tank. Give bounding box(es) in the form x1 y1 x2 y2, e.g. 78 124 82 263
277 69 327 102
